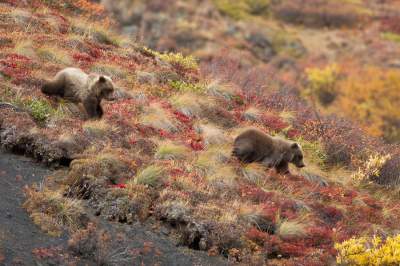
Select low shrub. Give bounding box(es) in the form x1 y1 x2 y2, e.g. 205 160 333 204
273 0 366 28
305 64 340 106
370 153 400 187
25 98 57 122
352 153 392 185
335 235 400 266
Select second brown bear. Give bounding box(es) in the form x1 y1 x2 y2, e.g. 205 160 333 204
232 128 305 174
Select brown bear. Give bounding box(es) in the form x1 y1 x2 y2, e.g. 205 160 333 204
41 68 115 119
232 128 305 174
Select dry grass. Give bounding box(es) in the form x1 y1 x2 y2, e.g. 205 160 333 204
170 93 205 118
36 45 73 65
83 120 117 138
195 144 232 174
140 103 180 133
24 186 85 236
276 219 307 240
130 165 165 187
195 122 228 146
155 141 190 160
243 107 262 122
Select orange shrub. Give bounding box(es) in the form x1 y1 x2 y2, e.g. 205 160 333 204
336 67 400 143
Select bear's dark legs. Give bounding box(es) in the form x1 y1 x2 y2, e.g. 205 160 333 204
275 161 289 174
83 97 102 119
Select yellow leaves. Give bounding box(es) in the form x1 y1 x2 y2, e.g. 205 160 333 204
305 64 340 105
143 47 198 70
335 235 400 266
352 153 391 184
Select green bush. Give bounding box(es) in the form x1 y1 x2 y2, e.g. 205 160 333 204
26 99 55 122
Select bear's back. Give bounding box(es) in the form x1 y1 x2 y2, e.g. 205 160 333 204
58 68 89 102
235 129 274 157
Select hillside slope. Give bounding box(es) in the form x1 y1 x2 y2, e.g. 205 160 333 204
1 1 400 265
102 0 400 144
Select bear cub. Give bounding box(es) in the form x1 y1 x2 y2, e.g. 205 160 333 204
41 68 115 119
232 128 305 174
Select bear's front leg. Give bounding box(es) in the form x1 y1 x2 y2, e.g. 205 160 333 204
275 161 289 174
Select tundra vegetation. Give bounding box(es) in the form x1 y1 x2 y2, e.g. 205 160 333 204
0 0 400 265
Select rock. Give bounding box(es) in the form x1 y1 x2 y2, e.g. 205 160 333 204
303 172 329 187
246 32 276 62
136 71 158 85
181 221 211 251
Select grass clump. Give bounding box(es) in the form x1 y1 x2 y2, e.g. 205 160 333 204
132 165 165 187
276 219 307 240
335 235 400 266
24 187 86 236
83 120 116 138
155 141 189 160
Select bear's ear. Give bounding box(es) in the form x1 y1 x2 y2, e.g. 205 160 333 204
291 143 299 149
99 76 106 83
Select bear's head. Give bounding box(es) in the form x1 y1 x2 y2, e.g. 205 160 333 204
289 143 305 168
91 75 115 100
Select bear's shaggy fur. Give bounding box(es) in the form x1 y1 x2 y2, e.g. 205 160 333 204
232 128 305 174
41 68 115 119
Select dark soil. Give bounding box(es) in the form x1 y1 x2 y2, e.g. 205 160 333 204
0 150 67 266
0 150 227 266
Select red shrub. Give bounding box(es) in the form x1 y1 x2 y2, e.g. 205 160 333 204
381 15 400 34
245 228 269 246
261 113 288 132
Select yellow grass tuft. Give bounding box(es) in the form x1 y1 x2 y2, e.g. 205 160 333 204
140 103 179 133
83 119 117 138
195 122 228 147
130 165 165 187
276 219 307 240
155 141 190 160
170 93 205 118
